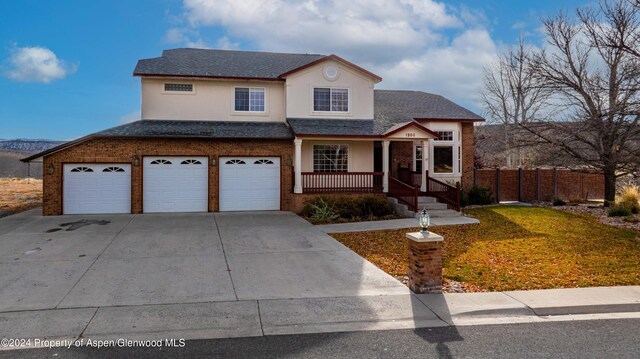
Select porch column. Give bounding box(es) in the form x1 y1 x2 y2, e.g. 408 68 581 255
294 138 303 194
383 140 390 192
421 140 428 192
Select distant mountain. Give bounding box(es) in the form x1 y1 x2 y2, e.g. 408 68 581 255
0 139 65 153
0 139 65 178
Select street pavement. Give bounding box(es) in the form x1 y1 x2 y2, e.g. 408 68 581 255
3 318 639 358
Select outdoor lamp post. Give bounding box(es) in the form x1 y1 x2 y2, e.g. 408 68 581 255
419 209 430 234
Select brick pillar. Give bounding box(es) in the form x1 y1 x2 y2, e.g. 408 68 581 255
407 232 443 294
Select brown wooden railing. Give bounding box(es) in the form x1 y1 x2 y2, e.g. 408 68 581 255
301 172 384 194
426 175 461 211
398 165 421 187
398 165 461 212
389 176 418 212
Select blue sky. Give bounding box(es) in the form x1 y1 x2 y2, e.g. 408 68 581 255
0 0 591 140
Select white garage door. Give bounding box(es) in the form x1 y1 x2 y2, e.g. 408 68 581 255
143 157 208 213
219 157 280 211
63 164 131 214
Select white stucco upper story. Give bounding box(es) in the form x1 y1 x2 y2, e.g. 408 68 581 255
140 58 379 122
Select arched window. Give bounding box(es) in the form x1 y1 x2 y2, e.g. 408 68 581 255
102 167 125 172
70 167 93 173
150 159 172 165
254 159 274 165
225 159 246 165
180 159 202 165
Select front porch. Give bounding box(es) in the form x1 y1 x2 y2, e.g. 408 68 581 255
290 121 462 213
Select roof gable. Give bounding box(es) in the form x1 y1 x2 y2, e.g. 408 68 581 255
279 54 382 82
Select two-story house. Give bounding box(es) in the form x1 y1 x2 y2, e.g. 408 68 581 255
23 48 484 215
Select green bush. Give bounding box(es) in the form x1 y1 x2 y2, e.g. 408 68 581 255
608 205 632 217
358 195 395 218
552 198 566 206
302 195 395 222
306 198 339 223
461 185 493 206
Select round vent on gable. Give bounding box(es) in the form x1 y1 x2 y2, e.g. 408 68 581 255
323 66 340 81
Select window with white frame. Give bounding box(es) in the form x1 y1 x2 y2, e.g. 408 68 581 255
313 88 348 112
235 87 265 112
433 146 454 173
434 131 454 141
313 144 348 172
414 144 423 172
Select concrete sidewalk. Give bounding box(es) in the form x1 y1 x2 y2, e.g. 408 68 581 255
2 286 639 348
316 216 479 233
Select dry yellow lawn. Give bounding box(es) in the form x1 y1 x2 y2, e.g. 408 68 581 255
0 178 42 216
332 206 640 291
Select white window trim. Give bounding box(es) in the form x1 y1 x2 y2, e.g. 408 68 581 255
311 87 351 115
233 87 268 114
431 145 455 175
312 143 350 173
433 130 454 142
162 82 196 95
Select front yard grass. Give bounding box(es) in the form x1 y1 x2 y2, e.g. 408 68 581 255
0 178 42 217
331 206 640 291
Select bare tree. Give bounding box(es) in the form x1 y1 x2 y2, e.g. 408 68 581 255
481 38 552 168
522 0 640 205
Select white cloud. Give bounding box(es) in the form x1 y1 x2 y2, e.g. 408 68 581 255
377 28 497 107
4 46 76 83
168 0 499 110
117 111 141 124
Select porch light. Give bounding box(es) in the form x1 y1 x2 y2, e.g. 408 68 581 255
47 163 54 174
132 156 140 167
419 209 430 234
211 158 217 166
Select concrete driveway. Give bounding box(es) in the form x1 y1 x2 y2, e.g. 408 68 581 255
0 209 407 313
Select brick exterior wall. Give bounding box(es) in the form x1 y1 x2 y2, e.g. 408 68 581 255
42 137 295 215
390 141 413 178
473 168 604 202
461 122 475 191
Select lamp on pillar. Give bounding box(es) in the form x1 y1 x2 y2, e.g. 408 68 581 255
419 209 430 234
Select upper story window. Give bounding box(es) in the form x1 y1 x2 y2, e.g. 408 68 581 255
235 87 265 112
313 87 349 112
434 131 454 141
164 83 193 92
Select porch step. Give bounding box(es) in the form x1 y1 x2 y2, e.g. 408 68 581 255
387 197 461 219
416 203 448 211
417 196 437 204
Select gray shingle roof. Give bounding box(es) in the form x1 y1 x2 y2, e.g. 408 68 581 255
287 90 483 137
134 48 326 79
287 118 376 136
374 90 484 127
95 120 294 139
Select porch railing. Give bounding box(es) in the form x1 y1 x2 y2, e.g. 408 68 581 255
397 165 421 187
398 165 461 212
300 172 384 194
426 175 461 212
389 176 418 212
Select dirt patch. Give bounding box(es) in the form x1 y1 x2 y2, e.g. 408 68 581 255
0 178 42 217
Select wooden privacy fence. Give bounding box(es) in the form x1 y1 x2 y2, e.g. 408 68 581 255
473 168 604 202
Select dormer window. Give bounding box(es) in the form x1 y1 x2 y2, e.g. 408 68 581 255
313 87 348 112
235 87 265 112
